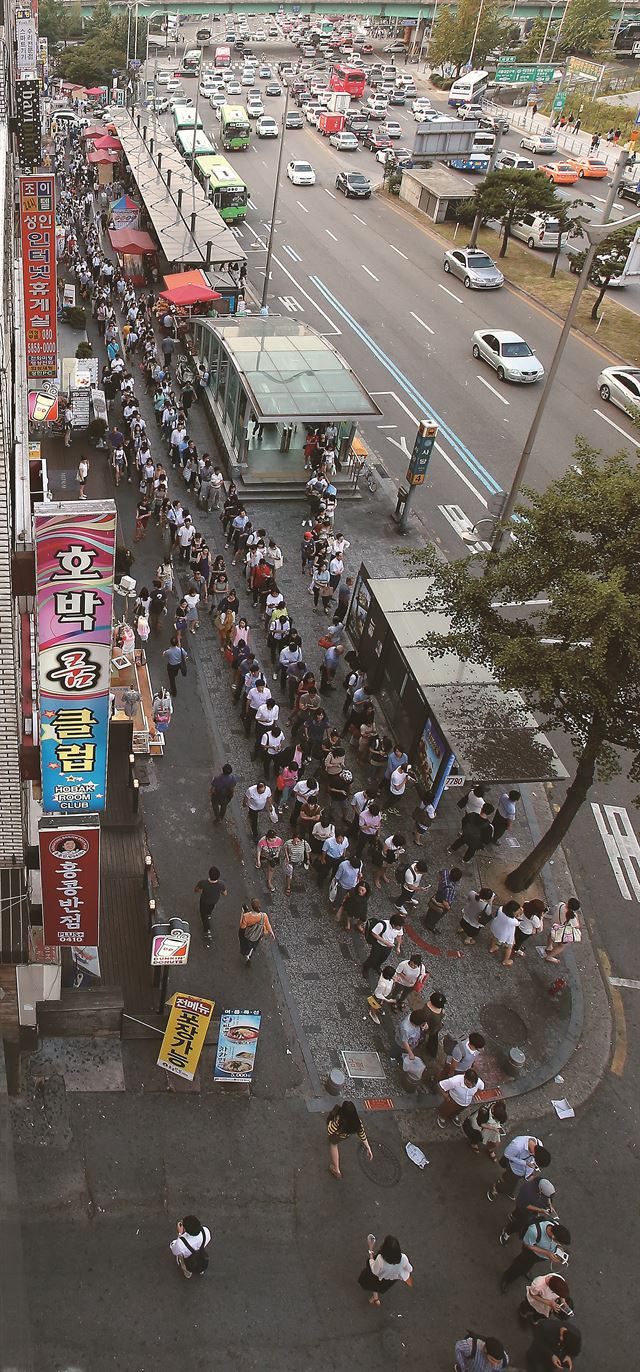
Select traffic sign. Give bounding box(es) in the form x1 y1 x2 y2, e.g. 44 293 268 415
152 928 191 966
496 63 556 84
553 91 567 111
406 420 438 486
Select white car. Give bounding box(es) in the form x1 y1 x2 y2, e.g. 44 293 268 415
247 99 264 118
257 115 279 138
384 120 402 139
305 106 323 126
225 80 242 95
241 70 255 86
519 132 557 154
156 70 173 86
597 365 640 415
458 103 485 121
254 29 267 40
210 93 227 111
153 96 170 114
472 329 544 384
411 96 431 113
287 159 316 186
199 80 217 96
329 131 359 151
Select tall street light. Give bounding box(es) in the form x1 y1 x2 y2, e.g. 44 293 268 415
491 152 640 555
468 0 486 70
261 86 290 312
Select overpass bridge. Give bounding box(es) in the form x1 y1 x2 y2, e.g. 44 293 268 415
79 0 639 24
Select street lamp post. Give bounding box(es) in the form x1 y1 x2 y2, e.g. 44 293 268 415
490 153 640 555
468 0 486 70
261 87 290 312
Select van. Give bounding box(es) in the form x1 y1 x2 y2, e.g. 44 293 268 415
471 130 495 153
511 211 565 249
381 65 398 81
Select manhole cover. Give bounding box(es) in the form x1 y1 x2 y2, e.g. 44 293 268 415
358 1140 403 1188
480 1001 529 1045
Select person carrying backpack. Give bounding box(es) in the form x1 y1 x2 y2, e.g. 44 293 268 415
169 1215 211 1280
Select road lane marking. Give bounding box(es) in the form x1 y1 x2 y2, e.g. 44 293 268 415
324 188 336 199
242 224 341 336
390 244 408 259
371 391 489 508
296 200 309 213
591 802 640 901
282 243 302 262
353 214 367 225
362 265 379 281
310 283 502 496
410 311 435 335
477 374 510 406
593 408 636 445
248 197 257 208
609 977 640 989
439 283 463 303
377 424 398 429
439 504 491 553
325 229 338 241
278 295 304 312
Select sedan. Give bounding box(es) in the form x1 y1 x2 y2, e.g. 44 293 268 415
241 71 255 86
225 80 242 95
597 366 640 415
520 132 557 154
384 120 403 139
472 330 544 383
247 100 264 118
265 82 282 96
411 96 432 112
329 131 359 151
257 115 279 138
444 247 504 290
259 65 272 78
388 89 407 105
567 156 608 179
287 159 316 185
361 41 374 54
210 92 227 112
285 110 304 129
336 170 372 197
362 130 393 151
540 161 578 184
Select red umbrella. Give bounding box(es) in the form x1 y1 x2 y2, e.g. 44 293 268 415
86 86 107 96
93 134 122 150
159 283 221 306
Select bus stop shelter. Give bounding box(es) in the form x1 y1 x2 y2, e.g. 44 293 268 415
347 567 567 806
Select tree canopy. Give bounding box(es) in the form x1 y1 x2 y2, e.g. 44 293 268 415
404 443 640 891
428 0 509 76
468 169 561 256
56 0 147 89
560 0 612 55
569 225 635 317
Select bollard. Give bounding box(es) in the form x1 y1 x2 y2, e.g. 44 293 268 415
142 853 152 892
505 1046 526 1077
325 1068 346 1096
132 778 140 814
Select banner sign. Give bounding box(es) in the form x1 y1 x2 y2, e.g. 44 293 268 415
157 994 215 1080
34 504 117 813
38 816 101 946
20 176 57 379
151 928 191 965
16 79 42 171
214 1010 262 1083
16 8 38 71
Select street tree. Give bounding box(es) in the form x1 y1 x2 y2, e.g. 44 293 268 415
469 169 560 256
404 445 640 892
517 17 553 61
549 197 591 277
560 0 612 55
57 35 126 87
428 0 507 77
568 224 635 316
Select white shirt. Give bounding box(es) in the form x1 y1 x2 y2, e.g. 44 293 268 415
490 906 519 946
370 1252 412 1283
246 686 268 712
261 730 285 756
401 866 423 894
393 959 424 988
373 971 395 1002
170 1225 211 1259
370 918 401 949
177 524 195 548
351 790 369 815
358 807 381 837
462 890 494 928
255 702 279 726
440 1073 484 1107
390 766 409 797
244 785 272 812
465 789 486 815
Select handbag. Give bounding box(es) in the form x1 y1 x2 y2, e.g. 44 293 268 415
328 876 339 903
318 635 332 649
179 650 187 678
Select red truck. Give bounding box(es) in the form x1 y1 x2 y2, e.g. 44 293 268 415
318 111 345 137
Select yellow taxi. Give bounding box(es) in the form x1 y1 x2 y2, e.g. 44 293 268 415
566 156 609 179
540 161 579 184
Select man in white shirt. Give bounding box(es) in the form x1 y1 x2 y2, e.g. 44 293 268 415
488 1135 551 1201
395 860 429 915
169 1215 211 1280
362 914 404 976
389 763 416 801
242 781 273 839
252 696 279 758
437 1069 484 1127
209 466 224 509
391 953 425 1008
177 517 195 563
260 723 286 778
243 679 268 735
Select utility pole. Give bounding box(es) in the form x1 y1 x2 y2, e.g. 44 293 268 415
468 128 503 248
468 0 486 70
189 43 204 212
490 153 640 555
261 87 290 312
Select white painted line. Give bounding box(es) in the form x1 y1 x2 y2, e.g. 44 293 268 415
591 802 640 901
609 977 640 989
282 243 302 262
390 244 408 259
410 311 435 336
377 424 398 430
242 222 341 336
613 202 624 211
439 503 491 553
353 214 367 226
370 389 488 508
593 408 636 445
324 188 336 199
248 197 257 208
362 265 379 281
261 159 268 167
325 229 338 241
477 374 510 406
438 282 463 304
296 200 309 214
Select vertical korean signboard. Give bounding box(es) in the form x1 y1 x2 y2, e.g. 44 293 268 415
15 7 38 72
157 995 216 1080
20 176 57 379
38 816 101 946
34 503 117 813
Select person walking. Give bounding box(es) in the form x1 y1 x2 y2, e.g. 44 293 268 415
390 953 425 1008
499 1176 557 1247
488 1136 551 1202
436 1068 484 1128
394 859 429 915
449 803 495 862
423 865 463 932
169 1215 211 1279
163 637 187 698
243 781 273 840
544 898 582 963
454 1333 509 1371
238 898 275 963
282 833 310 895
357 1235 413 1308
462 1099 508 1160
500 1219 571 1292
458 887 495 943
488 901 522 968
255 829 283 892
76 456 89 499
193 866 227 947
524 1319 581 1370
326 1099 373 1178
491 790 521 844
209 764 238 823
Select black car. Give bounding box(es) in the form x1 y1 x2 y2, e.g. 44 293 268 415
285 110 304 128
265 82 282 96
336 170 372 199
362 130 392 151
619 179 640 204
355 123 376 142
196 28 211 41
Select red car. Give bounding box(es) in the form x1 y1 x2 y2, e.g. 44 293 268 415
362 129 392 151
361 42 374 54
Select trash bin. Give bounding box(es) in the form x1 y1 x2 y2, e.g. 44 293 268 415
393 486 409 525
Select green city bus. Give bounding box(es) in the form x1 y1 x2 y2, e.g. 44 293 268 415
172 104 204 135
194 153 249 221
219 104 251 151
175 127 216 160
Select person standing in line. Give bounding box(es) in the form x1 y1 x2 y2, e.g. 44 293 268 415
436 1068 484 1128
163 637 187 698
390 953 425 1009
326 1099 373 1178
362 914 404 977
209 764 238 823
242 780 273 841
423 865 463 932
514 899 547 957
498 1175 557 1247
316 829 349 886
336 876 369 933
459 782 489 816
458 887 495 944
491 790 521 844
544 898 582 963
367 965 397 1024
525 1321 581 1372
76 456 89 499
394 859 429 915
412 795 436 846
357 1234 413 1308
320 642 344 695
193 866 227 947
488 901 522 968
238 897 275 963
449 802 495 862
500 1219 571 1292
488 1136 552 1202
462 1099 508 1160
454 1333 509 1371
354 801 382 858
169 1215 211 1280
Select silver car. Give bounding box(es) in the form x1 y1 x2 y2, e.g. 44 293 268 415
519 132 557 154
597 365 640 416
472 329 544 383
444 248 504 290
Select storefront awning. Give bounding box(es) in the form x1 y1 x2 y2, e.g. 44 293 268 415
160 283 220 305
109 228 157 255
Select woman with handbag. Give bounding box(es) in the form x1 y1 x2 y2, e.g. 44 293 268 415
545 899 582 963
255 829 283 893
152 688 173 736
358 1234 413 1307
458 887 496 944
238 898 275 964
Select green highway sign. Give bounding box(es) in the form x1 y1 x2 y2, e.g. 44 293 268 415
553 90 567 111
496 63 556 83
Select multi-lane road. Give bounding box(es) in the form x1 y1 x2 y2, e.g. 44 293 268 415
176 50 639 561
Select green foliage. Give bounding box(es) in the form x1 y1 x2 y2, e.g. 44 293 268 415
428 0 508 77
569 225 635 317
75 341 94 359
517 17 556 61
39 0 82 44
404 443 640 884
469 168 560 256
561 0 612 55
58 35 126 86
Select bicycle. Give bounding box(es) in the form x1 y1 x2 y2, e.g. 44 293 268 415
353 456 378 495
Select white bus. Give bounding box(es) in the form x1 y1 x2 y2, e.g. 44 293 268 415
448 70 489 107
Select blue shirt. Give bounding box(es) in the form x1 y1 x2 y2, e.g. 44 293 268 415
323 837 349 861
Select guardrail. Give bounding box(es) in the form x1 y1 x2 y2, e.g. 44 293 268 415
485 99 626 173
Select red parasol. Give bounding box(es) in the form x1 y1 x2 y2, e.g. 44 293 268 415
92 134 122 150
159 283 221 306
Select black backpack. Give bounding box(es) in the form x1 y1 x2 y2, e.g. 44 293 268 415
181 1228 210 1275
